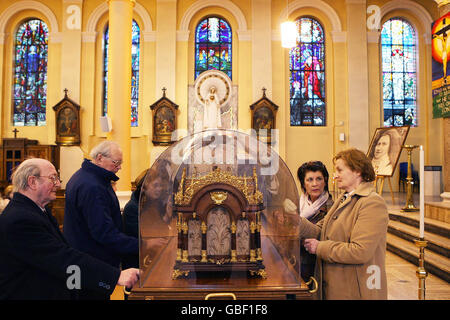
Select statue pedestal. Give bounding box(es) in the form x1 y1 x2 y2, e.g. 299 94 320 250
440 191 450 203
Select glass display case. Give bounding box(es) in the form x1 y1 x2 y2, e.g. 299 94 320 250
131 129 311 300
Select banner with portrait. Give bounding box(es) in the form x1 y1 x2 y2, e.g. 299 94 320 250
432 12 450 119
367 126 410 177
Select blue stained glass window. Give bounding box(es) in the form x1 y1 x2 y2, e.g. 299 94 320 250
13 19 49 126
195 17 232 79
290 17 326 126
381 18 417 127
103 20 141 127
130 21 140 127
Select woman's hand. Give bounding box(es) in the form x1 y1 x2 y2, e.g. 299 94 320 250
304 238 319 254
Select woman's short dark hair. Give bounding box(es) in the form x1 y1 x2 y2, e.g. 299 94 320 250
334 148 376 182
297 161 330 193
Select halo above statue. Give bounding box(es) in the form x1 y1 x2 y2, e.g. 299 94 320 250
195 70 232 107
188 70 238 134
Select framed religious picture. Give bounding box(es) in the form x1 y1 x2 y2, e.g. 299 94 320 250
250 88 278 144
150 88 178 146
367 126 410 177
52 89 81 146
432 12 450 118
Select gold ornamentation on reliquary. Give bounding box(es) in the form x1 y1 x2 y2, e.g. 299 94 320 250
172 167 266 279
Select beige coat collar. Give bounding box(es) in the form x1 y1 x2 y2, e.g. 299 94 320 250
336 181 375 208
353 181 375 197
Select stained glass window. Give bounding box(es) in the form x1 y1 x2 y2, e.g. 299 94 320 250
103 20 141 127
289 17 325 126
13 19 49 126
381 18 417 127
195 17 232 79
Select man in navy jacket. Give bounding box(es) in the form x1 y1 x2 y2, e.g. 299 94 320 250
64 141 139 300
0 158 139 300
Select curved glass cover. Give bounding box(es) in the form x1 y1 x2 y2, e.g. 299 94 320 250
138 129 301 291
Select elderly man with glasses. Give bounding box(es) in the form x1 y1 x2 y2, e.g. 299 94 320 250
0 158 140 300
64 141 138 300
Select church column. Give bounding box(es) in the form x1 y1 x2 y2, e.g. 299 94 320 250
107 0 135 190
346 0 370 151
252 0 272 101
438 1 450 201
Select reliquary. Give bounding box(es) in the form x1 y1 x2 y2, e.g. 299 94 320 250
172 167 266 279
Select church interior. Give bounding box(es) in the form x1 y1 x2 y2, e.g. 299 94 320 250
0 0 449 300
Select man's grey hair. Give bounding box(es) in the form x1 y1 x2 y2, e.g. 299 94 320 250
11 158 42 192
90 141 120 160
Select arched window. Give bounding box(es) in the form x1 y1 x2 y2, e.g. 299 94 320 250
195 16 232 79
13 19 49 126
290 17 326 126
102 20 141 127
381 18 417 127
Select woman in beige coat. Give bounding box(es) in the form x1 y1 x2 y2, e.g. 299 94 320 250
300 148 389 299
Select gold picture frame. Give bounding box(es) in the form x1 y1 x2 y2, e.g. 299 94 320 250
150 88 178 146
52 89 81 146
250 88 278 144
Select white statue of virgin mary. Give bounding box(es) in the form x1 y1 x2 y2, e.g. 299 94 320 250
189 70 237 134
203 86 222 129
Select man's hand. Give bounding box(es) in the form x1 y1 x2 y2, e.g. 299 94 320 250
303 238 319 255
117 268 140 288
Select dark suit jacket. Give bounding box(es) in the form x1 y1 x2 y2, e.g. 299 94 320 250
0 192 121 300
64 159 138 268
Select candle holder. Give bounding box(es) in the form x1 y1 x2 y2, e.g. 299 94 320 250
414 238 428 300
401 145 419 212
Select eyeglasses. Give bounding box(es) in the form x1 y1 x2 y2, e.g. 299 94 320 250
104 155 123 167
37 175 62 185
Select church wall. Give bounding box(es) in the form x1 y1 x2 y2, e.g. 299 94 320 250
271 33 287 161
79 33 95 148
331 40 349 171
252 0 272 102
0 0 443 195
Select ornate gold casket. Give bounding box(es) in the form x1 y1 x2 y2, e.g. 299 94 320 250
132 130 309 300
172 167 266 278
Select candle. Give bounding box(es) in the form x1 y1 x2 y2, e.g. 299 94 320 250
419 145 424 239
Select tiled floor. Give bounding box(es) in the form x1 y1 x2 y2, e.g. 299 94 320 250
386 250 449 300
